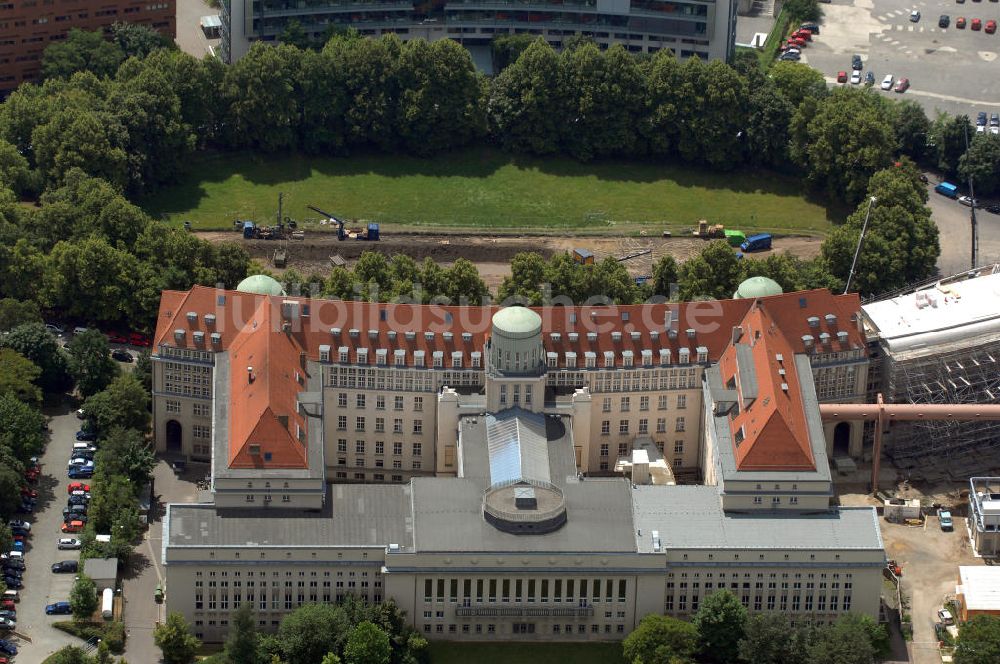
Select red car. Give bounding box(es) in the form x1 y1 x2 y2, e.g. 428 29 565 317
67 482 90 494
836 71 848 83
791 30 813 41
972 17 982 29
20 487 36 499
787 37 807 47
0 601 13 611
12 535 25 543
24 469 39 482
128 332 151 347
957 16 967 28
894 78 910 92
61 520 84 533
987 19 997 33
105 331 128 344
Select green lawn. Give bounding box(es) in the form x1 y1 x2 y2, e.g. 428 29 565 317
140 148 837 236
428 641 626 664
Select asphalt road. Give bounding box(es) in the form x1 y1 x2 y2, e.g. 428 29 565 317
924 178 1000 275
798 0 1000 119
12 403 92 662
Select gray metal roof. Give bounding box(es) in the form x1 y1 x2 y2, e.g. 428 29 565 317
82 557 118 582
632 485 884 553
165 483 413 548
735 344 759 401
410 476 637 553
486 410 550 487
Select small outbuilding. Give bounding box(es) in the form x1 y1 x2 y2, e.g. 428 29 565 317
572 248 595 265
200 15 222 38
84 557 119 592
956 566 1000 622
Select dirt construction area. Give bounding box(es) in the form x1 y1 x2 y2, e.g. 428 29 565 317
197 231 822 289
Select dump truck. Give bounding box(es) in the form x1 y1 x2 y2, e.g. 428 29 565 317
724 230 746 247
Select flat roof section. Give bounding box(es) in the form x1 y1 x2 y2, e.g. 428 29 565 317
959 566 1000 611
165 483 414 549
632 485 884 553
862 271 1000 353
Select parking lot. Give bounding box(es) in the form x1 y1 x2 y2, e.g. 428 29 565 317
10 405 96 662
795 0 1000 118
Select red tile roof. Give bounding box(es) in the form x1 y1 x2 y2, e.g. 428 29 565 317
720 302 816 472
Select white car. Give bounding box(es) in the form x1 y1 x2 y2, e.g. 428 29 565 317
881 74 894 90
992 126 1000 136
44 323 65 335
850 70 862 84
58 538 82 550
1 552 23 560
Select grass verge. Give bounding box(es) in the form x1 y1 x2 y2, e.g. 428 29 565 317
760 5 792 68
53 619 126 653
427 641 627 664
139 148 836 236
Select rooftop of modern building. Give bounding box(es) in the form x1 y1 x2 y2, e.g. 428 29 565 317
631 485 884 553
862 268 1000 354
154 286 866 370
958 566 1000 611
164 483 414 549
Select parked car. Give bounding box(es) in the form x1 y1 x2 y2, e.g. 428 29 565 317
44 323 64 335
68 482 91 494
0 601 13 612
940 509 954 530
62 506 88 518
58 538 82 550
865 71 875 85
837 70 849 83
0 611 15 620
985 204 1000 214
1 560 24 571
128 332 151 347
110 349 133 363
10 542 22 553
779 52 801 61
3 579 21 591
972 17 982 29
68 468 93 479
105 331 128 344
7 521 29 533
987 19 997 33
852 53 863 70
62 513 87 525
0 617 16 630
938 608 955 625
851 70 862 84
67 458 94 469
881 74 895 90
0 639 16 655
800 22 820 33
19 487 36 499
959 195 981 207
67 496 89 507
46 601 72 615
895 78 910 92
61 520 84 533
75 408 86 420
51 560 78 573
75 429 97 442
957 16 967 27
792 29 812 41
910 9 921 21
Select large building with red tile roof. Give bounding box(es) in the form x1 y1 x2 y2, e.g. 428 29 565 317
157 282 884 643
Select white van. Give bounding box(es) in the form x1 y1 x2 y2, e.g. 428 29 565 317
2 590 19 603
72 442 96 452
73 326 90 335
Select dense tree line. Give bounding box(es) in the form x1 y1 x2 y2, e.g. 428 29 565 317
1 28 981 204
624 590 889 664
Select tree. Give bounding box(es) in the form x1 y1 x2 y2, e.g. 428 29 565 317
955 614 1000 664
959 134 1000 196
343 621 392 664
42 29 125 80
0 524 12 558
0 322 72 393
222 42 303 152
693 590 747 664
784 0 821 21
932 113 972 178
498 252 548 304
41 237 141 323
893 100 931 163
0 348 42 404
745 84 794 168
44 646 93 664
678 241 744 301
651 256 679 299
70 573 98 620
0 393 47 460
225 603 260 664
31 106 129 190
95 427 155 487
83 374 151 436
674 58 750 169
0 139 33 196
821 162 938 296
110 21 174 58
0 298 42 331
740 253 806 294
488 39 568 155
790 87 897 203
808 613 887 664
67 329 119 398
491 34 536 71
444 258 489 304
0 465 21 521
276 603 351 664
154 612 201 664
738 614 811 664
768 61 827 108
623 614 699 664
321 654 343 664
134 351 152 394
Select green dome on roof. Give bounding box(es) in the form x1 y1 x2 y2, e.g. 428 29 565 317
492 306 542 338
236 274 286 296
733 276 783 300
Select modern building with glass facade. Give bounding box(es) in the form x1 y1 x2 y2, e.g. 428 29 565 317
220 0 737 65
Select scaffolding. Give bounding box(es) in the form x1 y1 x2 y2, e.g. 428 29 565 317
880 334 1000 463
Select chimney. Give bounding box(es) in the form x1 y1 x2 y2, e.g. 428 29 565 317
824 314 837 326
807 316 820 328
801 335 814 349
